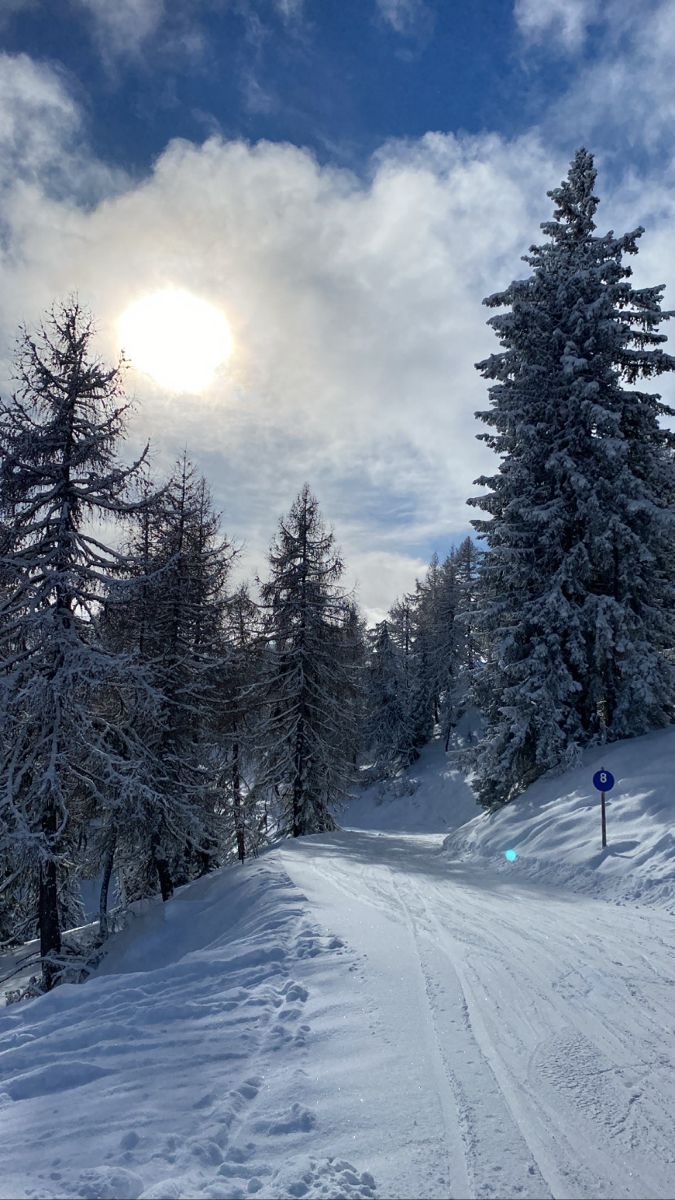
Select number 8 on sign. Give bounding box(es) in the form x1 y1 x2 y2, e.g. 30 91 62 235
592 769 615 792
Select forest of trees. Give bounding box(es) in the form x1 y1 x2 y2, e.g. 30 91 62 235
1 148 674 994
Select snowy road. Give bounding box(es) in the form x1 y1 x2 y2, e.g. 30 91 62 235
1 828 674 1200
279 830 675 1200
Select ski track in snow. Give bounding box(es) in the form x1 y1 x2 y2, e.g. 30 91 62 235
279 830 675 1200
1 827 675 1199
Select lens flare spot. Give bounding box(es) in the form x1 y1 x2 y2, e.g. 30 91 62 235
504 848 518 862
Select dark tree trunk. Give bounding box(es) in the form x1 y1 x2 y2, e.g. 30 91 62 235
99 833 116 940
197 838 217 876
292 504 308 840
155 856 174 902
292 719 304 838
39 807 61 992
150 833 174 901
232 739 245 862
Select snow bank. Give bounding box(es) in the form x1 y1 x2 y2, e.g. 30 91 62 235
346 736 479 834
0 857 378 1200
443 726 675 913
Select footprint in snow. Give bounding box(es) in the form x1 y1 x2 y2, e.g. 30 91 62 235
285 1157 377 1199
186 1139 223 1166
236 1076 262 1101
256 1101 316 1136
282 982 309 1004
138 1179 183 1200
74 1165 144 1200
294 929 347 960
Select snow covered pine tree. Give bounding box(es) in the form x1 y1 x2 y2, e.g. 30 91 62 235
441 538 481 749
365 619 416 779
387 594 421 757
259 485 359 836
216 583 267 863
469 149 675 808
0 302 150 989
102 457 234 903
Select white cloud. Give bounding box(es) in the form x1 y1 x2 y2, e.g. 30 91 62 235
543 1 675 154
0 53 80 185
0 0 38 29
375 0 432 38
515 1 675 157
514 0 600 52
75 0 167 60
346 549 429 624
273 0 305 19
2 41 675 613
72 0 305 66
0 73 557 609
0 52 124 213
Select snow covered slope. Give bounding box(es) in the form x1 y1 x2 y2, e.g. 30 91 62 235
346 737 478 835
348 727 675 914
1 730 675 1200
0 858 378 1200
443 726 675 913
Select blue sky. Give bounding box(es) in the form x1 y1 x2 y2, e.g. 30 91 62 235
1 1 560 171
1 0 675 615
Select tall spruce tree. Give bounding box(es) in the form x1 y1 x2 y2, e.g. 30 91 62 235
0 302 150 988
442 538 482 749
325 600 366 775
364 618 416 778
408 576 437 747
388 594 422 755
216 583 267 863
259 485 359 836
102 458 234 903
470 149 675 807
453 537 481 678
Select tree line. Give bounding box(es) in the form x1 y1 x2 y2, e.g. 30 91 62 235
1 147 674 993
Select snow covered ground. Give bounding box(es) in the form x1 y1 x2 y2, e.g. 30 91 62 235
442 727 675 914
1 732 675 1200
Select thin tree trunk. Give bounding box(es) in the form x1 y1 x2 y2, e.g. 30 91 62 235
150 833 174 901
232 739 245 862
99 833 116 940
197 837 216 876
292 495 309 839
39 806 61 992
292 716 305 837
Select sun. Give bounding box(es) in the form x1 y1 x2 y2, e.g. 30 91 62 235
118 288 233 393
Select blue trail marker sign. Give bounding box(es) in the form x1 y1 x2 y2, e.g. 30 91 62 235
593 770 615 792
592 769 615 848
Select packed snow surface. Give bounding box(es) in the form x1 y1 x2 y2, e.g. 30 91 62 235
1 732 675 1199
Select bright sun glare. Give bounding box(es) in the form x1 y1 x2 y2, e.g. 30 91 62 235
118 287 233 393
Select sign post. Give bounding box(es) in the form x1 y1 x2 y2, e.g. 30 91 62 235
592 769 615 849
